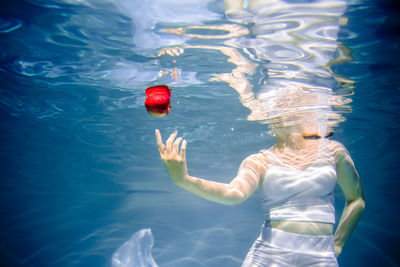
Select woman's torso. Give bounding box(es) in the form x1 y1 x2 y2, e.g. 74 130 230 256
260 138 337 236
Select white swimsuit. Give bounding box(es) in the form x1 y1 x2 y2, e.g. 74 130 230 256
242 139 339 267
260 138 337 224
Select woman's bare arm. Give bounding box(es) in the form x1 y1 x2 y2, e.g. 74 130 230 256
156 129 267 205
331 141 365 257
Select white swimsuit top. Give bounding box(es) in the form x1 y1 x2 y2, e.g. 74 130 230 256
260 139 337 224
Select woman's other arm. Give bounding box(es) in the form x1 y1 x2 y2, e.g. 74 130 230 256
155 130 267 206
331 141 365 257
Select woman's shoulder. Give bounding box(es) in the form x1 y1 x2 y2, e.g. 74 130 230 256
243 149 271 166
327 139 353 163
259 147 275 160
327 139 346 152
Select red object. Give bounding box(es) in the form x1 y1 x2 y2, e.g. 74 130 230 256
144 85 171 117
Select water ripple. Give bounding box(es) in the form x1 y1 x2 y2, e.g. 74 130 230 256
0 17 22 33
1 1 386 267
14 60 54 76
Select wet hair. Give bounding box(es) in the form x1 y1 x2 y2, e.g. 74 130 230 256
303 131 333 140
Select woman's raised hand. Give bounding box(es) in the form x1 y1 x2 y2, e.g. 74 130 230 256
158 47 184 57
155 129 188 185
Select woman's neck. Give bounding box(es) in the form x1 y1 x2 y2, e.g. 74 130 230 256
274 132 306 151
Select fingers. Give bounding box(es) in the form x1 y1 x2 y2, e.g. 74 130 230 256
163 49 173 57
158 49 165 57
156 129 187 159
165 131 178 154
167 49 175 57
155 129 165 154
180 139 187 160
158 48 170 56
173 47 184 56
173 137 183 154
158 47 184 57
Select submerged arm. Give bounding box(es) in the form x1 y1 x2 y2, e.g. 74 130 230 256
158 45 266 121
331 141 365 257
155 130 267 205
161 23 249 40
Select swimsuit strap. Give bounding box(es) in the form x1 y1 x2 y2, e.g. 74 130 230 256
261 149 280 166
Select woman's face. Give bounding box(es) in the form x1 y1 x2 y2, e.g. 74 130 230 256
268 110 319 137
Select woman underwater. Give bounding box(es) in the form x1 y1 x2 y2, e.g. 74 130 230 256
155 110 365 266
153 0 364 265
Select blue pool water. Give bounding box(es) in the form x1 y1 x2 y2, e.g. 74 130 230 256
1 0 399 266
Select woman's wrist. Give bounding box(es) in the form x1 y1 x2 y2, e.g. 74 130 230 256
172 173 190 188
